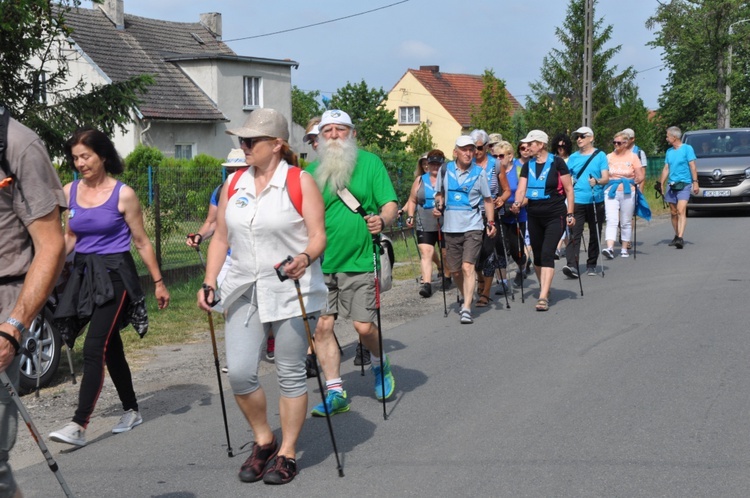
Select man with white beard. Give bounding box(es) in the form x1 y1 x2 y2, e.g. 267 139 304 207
306 110 399 416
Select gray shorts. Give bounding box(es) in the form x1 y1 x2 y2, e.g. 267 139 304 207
323 272 376 323
224 286 310 398
665 184 691 203
0 357 20 498
445 230 484 271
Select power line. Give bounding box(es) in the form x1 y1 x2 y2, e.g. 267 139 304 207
223 0 411 42
635 64 664 74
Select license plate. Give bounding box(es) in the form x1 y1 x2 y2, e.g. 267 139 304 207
704 190 731 197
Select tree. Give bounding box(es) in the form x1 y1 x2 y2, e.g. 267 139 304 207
405 122 435 154
328 80 405 150
291 85 324 127
647 0 750 130
524 0 646 148
470 69 514 139
0 0 152 157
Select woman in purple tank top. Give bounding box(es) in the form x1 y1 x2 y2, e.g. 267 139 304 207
49 128 169 448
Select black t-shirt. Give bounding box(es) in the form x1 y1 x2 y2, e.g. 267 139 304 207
520 155 570 217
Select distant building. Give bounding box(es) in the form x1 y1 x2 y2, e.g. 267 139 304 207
384 65 523 155
57 0 309 159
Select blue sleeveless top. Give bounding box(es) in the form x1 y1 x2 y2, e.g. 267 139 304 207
445 162 482 211
526 155 554 201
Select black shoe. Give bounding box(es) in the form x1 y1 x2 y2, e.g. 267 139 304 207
675 237 684 249
239 437 278 483
419 282 432 298
525 260 533 275
513 272 523 287
668 235 679 247
263 455 298 485
562 266 579 279
353 343 371 366
305 354 318 378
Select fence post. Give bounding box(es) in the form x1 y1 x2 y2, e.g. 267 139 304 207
154 181 163 269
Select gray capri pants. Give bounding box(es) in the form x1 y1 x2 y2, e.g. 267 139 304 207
224 286 312 398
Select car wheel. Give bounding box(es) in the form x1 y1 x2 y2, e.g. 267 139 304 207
19 306 62 394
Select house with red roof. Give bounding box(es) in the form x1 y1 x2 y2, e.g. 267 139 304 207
383 65 523 155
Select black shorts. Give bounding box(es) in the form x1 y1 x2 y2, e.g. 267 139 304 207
416 230 442 248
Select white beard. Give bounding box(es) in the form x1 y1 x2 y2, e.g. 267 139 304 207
315 134 358 192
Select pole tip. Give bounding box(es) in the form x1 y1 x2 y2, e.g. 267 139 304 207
338 468 345 477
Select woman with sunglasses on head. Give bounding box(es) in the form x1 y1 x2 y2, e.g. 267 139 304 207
602 132 645 258
197 109 327 485
405 150 449 297
510 130 575 311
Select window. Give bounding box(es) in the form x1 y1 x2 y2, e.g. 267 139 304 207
175 143 194 160
399 106 420 124
243 76 262 109
34 71 47 104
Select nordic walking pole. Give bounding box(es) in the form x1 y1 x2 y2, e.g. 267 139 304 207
568 225 583 297
65 346 76 385
336 188 387 420
589 176 605 278
202 284 234 458
1 371 75 497
396 212 419 284
515 222 525 304
496 216 514 303
274 256 344 477
436 218 448 317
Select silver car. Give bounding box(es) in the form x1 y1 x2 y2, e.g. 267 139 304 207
682 129 750 210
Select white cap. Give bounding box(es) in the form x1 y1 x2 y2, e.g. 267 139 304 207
319 110 354 130
221 148 246 167
620 128 635 139
520 130 549 144
455 135 476 148
303 124 319 144
571 126 594 139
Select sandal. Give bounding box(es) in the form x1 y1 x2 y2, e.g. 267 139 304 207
535 298 549 312
476 294 492 307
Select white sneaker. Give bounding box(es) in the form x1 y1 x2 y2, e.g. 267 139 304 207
112 409 143 434
602 247 615 260
620 250 629 258
49 422 87 447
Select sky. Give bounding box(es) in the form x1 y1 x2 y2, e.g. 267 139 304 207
93 0 668 110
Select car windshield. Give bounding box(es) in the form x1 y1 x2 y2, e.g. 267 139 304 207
684 131 750 158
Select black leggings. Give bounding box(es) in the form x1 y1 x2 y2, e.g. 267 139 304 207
565 202 604 268
527 213 565 269
501 221 527 267
73 273 137 427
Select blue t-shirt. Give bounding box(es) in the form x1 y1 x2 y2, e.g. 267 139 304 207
665 144 697 183
567 150 608 204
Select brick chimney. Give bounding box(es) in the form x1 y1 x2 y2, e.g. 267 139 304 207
420 65 440 73
200 13 222 40
99 0 124 30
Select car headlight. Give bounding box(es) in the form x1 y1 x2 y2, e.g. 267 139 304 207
745 167 750 179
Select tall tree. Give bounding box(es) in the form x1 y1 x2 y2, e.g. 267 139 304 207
405 122 436 154
647 0 750 130
291 85 324 127
328 80 405 150
0 0 152 157
524 0 644 148
470 69 514 139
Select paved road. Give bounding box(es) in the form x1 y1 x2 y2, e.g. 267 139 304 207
14 212 750 497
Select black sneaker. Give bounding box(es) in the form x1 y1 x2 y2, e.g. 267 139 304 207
419 282 432 298
440 276 452 290
675 237 684 249
562 266 579 279
263 455 298 485
353 343 371 366
513 271 523 287
239 437 278 483
668 236 679 247
587 266 597 276
305 354 318 378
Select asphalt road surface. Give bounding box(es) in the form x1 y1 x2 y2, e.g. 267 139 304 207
14 211 750 497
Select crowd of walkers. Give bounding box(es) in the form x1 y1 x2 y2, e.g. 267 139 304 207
0 101 700 495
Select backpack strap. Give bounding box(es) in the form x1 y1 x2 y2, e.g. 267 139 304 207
575 149 603 181
226 165 304 217
0 103 11 178
286 166 303 216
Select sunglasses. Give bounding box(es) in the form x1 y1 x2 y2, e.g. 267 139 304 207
613 141 627 146
491 154 506 159
238 136 274 148
475 144 485 150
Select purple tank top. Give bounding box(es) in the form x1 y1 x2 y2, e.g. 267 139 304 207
68 180 132 254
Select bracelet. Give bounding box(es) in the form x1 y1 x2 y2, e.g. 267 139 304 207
300 252 312 267
692 179 698 183
566 213 574 218
153 278 163 284
487 221 495 226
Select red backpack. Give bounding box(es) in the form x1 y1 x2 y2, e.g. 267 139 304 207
226 166 303 215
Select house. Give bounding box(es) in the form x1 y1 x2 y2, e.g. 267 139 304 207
384 65 524 155
59 0 308 160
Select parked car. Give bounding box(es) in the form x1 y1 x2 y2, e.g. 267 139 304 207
682 129 750 211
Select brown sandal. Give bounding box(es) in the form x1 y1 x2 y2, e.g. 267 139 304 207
476 294 492 307
535 298 549 312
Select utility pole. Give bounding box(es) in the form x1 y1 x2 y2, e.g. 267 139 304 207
582 0 594 126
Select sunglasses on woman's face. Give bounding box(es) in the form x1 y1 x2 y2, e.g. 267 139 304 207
491 154 505 159
613 141 627 146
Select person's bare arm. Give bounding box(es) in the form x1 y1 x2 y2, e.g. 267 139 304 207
187 203 218 248
689 160 699 194
283 173 327 281
0 208 65 372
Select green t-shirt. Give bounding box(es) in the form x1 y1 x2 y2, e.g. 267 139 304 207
307 149 398 273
